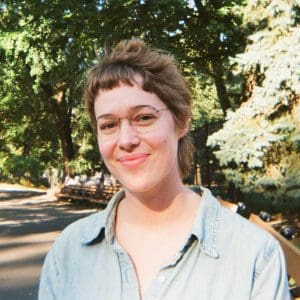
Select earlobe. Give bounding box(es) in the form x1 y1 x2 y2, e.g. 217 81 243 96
177 120 189 139
178 126 188 139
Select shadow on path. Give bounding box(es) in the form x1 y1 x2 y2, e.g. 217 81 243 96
0 189 46 201
0 185 98 300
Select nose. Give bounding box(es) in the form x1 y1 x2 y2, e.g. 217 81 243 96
117 120 140 151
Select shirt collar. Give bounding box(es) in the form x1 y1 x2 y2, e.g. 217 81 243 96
190 187 220 258
81 187 221 259
81 190 125 245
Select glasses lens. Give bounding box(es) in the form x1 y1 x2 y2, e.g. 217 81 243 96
97 106 165 139
98 118 119 135
131 107 159 129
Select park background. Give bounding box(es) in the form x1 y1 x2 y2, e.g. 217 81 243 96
0 0 300 299
1 0 299 212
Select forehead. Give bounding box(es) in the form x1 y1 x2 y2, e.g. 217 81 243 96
94 82 164 118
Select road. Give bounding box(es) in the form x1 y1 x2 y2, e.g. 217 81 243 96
0 184 97 300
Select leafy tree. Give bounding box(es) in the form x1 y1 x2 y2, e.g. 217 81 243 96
1 154 44 185
208 0 300 205
190 74 224 129
95 0 247 114
0 0 102 177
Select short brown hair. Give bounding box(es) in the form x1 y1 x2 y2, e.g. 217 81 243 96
84 38 194 178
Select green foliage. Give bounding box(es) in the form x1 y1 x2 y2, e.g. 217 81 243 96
208 0 300 204
70 105 102 175
189 75 224 129
91 0 247 114
0 0 101 178
0 153 43 185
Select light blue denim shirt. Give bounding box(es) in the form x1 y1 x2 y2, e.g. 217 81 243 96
39 188 290 300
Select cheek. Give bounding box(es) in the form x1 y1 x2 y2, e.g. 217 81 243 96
97 139 114 160
144 130 167 148
146 129 178 156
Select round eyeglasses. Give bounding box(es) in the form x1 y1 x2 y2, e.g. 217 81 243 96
96 105 169 140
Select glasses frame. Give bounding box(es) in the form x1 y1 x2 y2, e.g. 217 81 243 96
96 105 169 140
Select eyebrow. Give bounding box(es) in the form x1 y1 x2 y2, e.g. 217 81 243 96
96 105 156 121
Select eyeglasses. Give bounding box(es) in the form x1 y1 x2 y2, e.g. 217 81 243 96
96 105 169 140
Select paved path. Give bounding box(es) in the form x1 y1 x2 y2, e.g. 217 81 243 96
0 184 97 300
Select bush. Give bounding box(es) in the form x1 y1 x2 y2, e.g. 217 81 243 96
1 154 44 186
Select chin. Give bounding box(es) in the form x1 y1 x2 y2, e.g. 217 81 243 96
107 159 177 194
120 178 157 194
113 170 164 194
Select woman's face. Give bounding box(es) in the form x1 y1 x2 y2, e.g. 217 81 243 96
94 81 186 194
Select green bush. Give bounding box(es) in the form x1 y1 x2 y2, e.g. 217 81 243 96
1 154 43 186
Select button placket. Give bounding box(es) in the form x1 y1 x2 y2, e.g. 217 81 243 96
143 268 171 300
114 240 140 300
144 238 198 300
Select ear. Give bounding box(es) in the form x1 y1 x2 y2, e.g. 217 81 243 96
177 117 189 139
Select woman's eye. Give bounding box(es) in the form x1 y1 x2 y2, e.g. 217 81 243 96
134 114 156 125
100 121 118 132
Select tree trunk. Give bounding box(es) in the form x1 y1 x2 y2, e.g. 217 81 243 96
193 1 231 115
42 84 74 177
239 67 258 104
52 91 74 177
204 123 211 188
194 163 202 185
211 60 231 115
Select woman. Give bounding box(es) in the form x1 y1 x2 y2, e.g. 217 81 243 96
39 39 290 299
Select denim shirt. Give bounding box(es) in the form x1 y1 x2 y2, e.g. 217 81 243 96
38 188 290 300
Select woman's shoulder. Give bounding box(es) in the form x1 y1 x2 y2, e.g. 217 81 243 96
218 203 280 256
199 187 277 251
51 191 124 253
53 209 107 250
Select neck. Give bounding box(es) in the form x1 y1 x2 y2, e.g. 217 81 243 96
118 175 195 229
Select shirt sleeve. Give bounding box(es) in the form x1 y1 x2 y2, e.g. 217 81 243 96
251 240 291 300
38 248 60 300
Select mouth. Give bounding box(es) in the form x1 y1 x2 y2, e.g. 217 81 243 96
118 153 149 167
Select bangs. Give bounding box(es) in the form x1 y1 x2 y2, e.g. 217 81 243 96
96 63 144 91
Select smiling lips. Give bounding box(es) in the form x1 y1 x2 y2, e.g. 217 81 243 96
118 153 149 167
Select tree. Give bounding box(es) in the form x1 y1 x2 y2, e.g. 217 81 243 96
208 0 300 206
95 0 247 115
0 0 102 177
